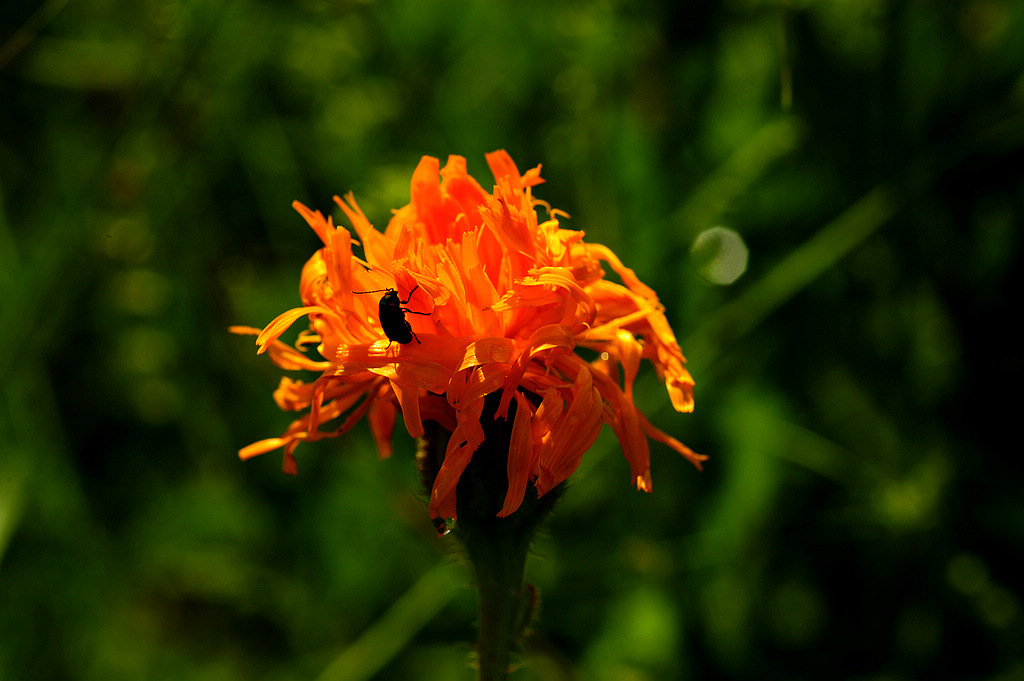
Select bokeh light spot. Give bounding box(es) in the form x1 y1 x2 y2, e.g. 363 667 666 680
769 580 825 647
691 226 749 285
947 553 989 595
110 269 172 316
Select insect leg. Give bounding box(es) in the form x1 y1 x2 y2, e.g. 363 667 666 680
404 319 420 344
399 285 420 305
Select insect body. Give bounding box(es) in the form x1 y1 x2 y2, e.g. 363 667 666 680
353 285 431 346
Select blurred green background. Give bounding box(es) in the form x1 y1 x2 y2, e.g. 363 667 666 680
2 0 1023 679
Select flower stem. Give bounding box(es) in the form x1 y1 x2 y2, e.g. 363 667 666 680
419 393 560 680
466 530 530 681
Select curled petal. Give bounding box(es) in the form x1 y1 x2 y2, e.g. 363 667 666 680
495 323 575 418
666 372 696 414
282 443 299 476
492 267 596 330
498 391 536 518
447 364 509 411
584 242 658 301
530 388 565 451
273 377 315 412
419 394 459 433
615 329 643 401
257 306 344 354
573 358 651 493
230 326 330 372
430 397 486 520
535 365 604 496
638 411 707 470
391 379 424 439
367 395 397 459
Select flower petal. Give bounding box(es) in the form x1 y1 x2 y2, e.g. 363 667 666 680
498 391 536 518
638 411 707 470
390 379 424 439
367 395 397 459
429 397 486 520
534 364 603 496
230 326 330 372
292 201 334 246
495 323 575 419
257 306 341 353
336 193 394 269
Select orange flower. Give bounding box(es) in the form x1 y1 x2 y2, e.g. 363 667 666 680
232 151 703 522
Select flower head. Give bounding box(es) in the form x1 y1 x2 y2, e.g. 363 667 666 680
233 151 703 522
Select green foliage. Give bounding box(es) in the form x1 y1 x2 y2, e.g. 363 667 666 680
2 0 1022 679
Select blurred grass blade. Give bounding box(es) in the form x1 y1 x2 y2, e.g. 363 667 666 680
672 116 804 237
687 185 900 370
0 464 28 565
14 36 146 89
316 561 466 681
0 0 70 70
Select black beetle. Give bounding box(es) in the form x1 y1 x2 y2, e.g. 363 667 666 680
353 285 431 346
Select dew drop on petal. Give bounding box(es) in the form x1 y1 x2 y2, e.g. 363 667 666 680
490 343 509 363
433 516 453 537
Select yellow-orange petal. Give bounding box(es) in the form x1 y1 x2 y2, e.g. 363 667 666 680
666 376 696 413
235 325 330 374
257 306 330 353
239 437 289 461
585 242 658 302
272 377 314 411
484 150 521 189
271 346 330 372
323 228 357 313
